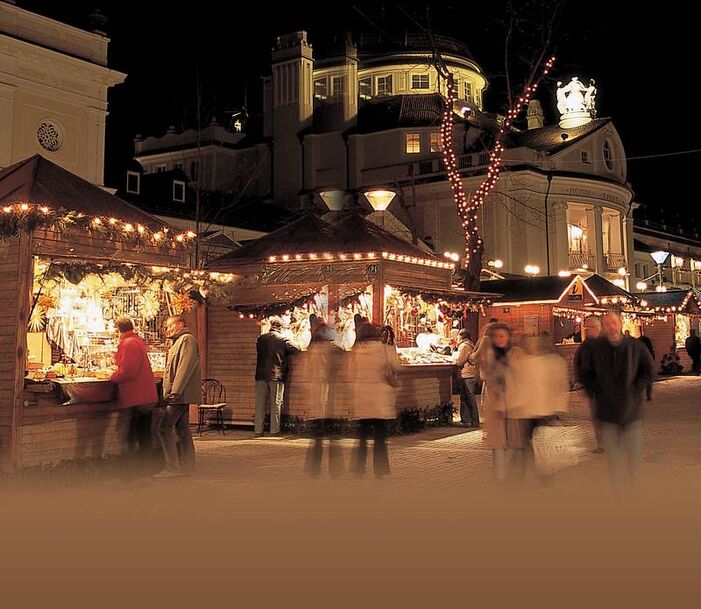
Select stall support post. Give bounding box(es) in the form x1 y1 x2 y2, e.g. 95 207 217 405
197 302 208 378
327 284 340 325
4 232 33 471
372 268 385 325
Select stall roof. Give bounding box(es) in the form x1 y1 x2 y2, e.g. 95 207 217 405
583 274 634 301
210 211 441 266
0 155 168 231
633 289 701 313
480 276 575 304
481 273 634 305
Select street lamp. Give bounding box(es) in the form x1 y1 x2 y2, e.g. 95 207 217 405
524 264 540 277
650 250 670 288
488 259 504 269
319 189 349 211
636 281 648 291
364 188 396 229
364 188 396 211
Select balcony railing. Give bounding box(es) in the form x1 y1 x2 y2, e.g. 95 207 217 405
603 252 626 271
569 251 593 269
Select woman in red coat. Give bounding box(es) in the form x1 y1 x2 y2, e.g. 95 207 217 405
110 317 159 469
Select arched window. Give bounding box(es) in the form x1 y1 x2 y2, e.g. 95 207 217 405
603 140 613 171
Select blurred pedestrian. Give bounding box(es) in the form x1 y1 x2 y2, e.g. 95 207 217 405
350 323 399 478
579 312 654 494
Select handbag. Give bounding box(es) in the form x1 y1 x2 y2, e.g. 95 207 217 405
383 345 400 387
531 422 593 475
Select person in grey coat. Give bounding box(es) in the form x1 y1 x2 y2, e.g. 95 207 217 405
155 315 202 478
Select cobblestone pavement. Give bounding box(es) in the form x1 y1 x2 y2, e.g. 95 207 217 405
2 378 701 608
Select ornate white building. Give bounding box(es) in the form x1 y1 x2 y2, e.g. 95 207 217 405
0 1 125 185
129 30 636 282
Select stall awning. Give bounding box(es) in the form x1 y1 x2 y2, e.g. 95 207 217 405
397 286 501 304
226 282 370 317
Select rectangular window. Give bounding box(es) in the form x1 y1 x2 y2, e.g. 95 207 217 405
172 180 186 203
359 77 371 100
478 152 489 165
377 75 393 96
643 264 650 278
156 164 167 173
314 77 328 100
405 133 421 154
126 171 140 194
581 150 591 164
463 82 474 103
174 162 183 171
430 132 442 153
331 76 345 98
412 74 430 89
190 161 199 182
635 263 642 278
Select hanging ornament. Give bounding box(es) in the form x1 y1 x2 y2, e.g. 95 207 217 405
28 307 46 332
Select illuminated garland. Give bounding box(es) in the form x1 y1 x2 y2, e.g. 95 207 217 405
0 202 196 250
440 58 556 283
229 292 317 320
399 288 492 308
43 261 236 297
266 251 454 270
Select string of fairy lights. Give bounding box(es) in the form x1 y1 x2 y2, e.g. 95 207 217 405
0 202 197 249
440 57 557 272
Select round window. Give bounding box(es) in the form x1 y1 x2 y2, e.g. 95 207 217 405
36 120 64 152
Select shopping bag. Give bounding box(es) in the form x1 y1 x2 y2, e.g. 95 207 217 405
531 424 593 475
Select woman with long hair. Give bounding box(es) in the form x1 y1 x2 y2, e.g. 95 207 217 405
470 322 530 480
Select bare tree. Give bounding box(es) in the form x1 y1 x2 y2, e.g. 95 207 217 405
397 1 562 289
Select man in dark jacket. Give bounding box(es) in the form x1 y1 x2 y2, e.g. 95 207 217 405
574 315 603 452
254 318 300 437
579 313 654 493
638 334 656 400
685 329 701 373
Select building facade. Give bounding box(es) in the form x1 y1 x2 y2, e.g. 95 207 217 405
130 30 637 283
0 1 125 185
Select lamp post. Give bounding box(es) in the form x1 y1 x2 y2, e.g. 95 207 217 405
364 188 396 229
318 189 349 211
650 251 670 288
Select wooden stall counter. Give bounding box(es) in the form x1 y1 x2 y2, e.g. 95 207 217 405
287 352 453 419
21 379 131 467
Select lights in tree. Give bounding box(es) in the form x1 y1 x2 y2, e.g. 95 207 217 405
440 57 557 284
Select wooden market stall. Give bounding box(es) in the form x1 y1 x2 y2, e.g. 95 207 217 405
0 155 229 470
207 212 494 424
479 273 635 379
630 289 701 373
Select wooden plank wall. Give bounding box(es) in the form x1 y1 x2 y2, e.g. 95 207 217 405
0 237 23 471
206 304 259 422
482 304 555 337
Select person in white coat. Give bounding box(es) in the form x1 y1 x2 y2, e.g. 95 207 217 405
350 323 400 478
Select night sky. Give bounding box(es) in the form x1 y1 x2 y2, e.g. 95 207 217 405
17 1 700 216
